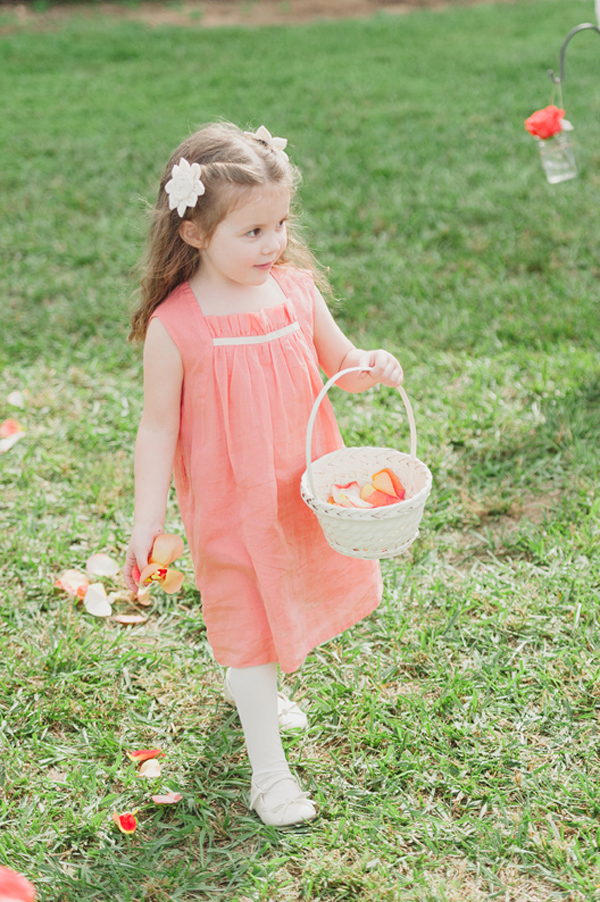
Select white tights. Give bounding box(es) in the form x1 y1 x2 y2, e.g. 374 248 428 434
226 662 296 795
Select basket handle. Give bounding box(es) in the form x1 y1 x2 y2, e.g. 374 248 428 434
305 366 417 501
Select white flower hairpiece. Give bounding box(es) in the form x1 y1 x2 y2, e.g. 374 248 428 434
165 157 206 217
246 125 289 159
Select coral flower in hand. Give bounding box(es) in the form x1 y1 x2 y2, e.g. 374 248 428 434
138 534 184 594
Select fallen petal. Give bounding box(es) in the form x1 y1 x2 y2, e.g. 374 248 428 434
55 569 90 598
126 749 164 764
7 390 25 409
136 586 152 606
0 431 25 454
83 584 112 618
150 533 184 566
86 552 120 577
112 811 138 834
151 792 183 804
0 418 24 438
114 614 148 625
0 866 36 902
138 758 162 778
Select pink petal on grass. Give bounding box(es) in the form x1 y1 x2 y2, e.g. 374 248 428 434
55 569 89 598
83 583 112 618
126 749 165 764
86 552 120 577
0 418 23 438
0 417 25 454
138 758 162 778
0 866 36 902
151 792 183 804
113 614 148 626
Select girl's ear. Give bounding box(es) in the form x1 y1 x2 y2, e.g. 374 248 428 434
179 220 205 249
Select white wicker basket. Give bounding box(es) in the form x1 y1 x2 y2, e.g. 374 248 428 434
300 367 432 559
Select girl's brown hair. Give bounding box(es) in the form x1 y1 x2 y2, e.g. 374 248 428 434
129 121 328 341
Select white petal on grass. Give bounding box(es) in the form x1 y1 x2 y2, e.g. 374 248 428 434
138 758 162 778
84 584 113 617
86 552 120 577
113 614 148 625
0 432 25 453
7 390 25 408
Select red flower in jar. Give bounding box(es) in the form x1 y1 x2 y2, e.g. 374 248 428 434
524 105 565 140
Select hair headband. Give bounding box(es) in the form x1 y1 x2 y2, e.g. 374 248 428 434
165 125 288 218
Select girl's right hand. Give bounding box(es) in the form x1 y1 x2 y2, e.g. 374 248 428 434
123 525 164 593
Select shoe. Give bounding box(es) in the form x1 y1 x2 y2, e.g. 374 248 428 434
249 774 317 827
224 669 308 731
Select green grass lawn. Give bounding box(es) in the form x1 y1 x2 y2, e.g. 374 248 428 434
1 1 600 899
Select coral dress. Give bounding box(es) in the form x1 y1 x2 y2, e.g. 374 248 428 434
152 266 382 673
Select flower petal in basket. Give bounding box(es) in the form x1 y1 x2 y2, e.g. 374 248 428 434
301 368 432 560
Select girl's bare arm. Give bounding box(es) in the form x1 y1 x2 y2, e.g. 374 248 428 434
313 291 403 392
124 318 183 591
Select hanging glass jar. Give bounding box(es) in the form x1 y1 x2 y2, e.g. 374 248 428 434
537 131 577 184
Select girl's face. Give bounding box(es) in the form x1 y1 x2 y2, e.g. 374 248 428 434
195 184 290 290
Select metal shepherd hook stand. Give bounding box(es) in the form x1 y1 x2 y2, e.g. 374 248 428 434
532 21 600 183
548 22 600 85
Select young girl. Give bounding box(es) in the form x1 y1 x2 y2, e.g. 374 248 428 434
124 122 403 827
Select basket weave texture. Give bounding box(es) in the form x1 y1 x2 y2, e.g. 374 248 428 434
300 368 432 560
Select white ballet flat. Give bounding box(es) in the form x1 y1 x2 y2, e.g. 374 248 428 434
249 774 317 827
224 669 308 731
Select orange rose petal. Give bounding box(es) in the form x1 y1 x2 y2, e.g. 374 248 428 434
114 614 148 625
112 811 138 834
0 865 36 902
55 569 90 597
131 564 141 584
150 533 184 566
367 489 400 507
151 792 183 804
126 749 164 764
161 568 184 594
372 468 405 500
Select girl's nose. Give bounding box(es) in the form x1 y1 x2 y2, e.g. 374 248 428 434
261 228 284 255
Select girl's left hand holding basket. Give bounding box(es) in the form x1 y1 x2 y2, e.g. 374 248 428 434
346 347 404 390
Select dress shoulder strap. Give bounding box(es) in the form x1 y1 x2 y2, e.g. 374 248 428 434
272 266 320 337
150 282 210 359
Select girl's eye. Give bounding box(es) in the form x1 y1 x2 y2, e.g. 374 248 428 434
247 228 261 237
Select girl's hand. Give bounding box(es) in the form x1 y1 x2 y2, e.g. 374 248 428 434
356 349 404 388
123 525 164 593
